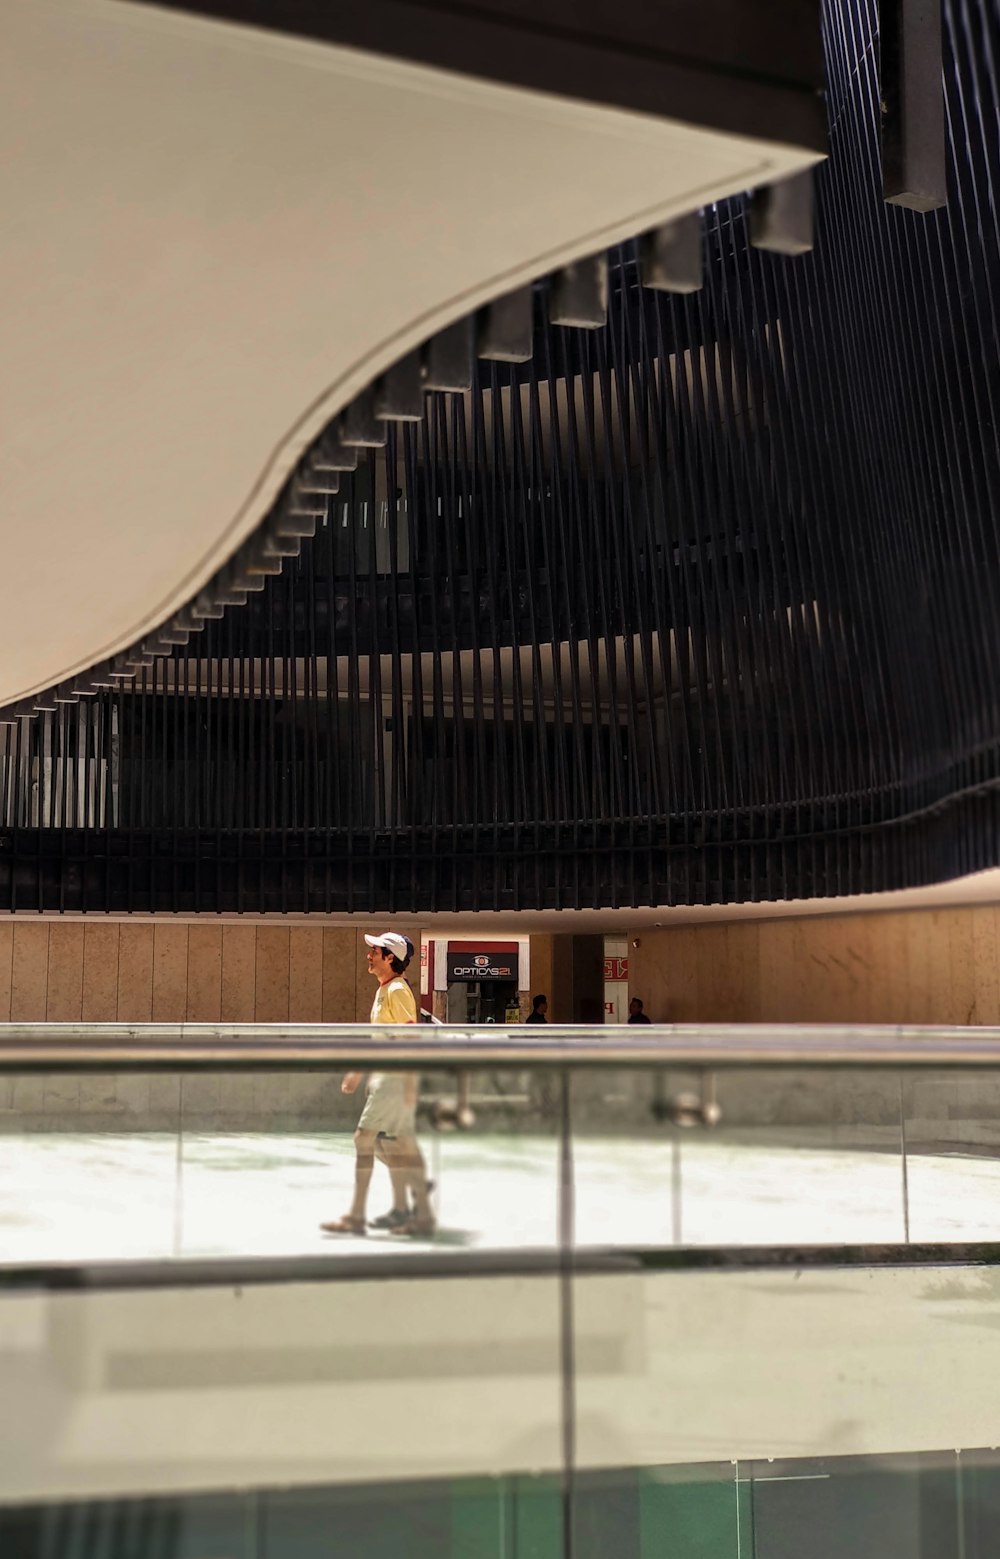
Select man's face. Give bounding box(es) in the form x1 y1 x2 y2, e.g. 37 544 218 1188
367 944 392 976
629 999 640 1016
538 1000 547 1016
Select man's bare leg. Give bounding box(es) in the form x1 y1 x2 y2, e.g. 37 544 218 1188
321 1126 378 1233
385 1135 434 1226
375 1136 409 1214
343 1127 379 1223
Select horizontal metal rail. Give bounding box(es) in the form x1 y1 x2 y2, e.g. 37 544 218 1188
4 1022 1000 1070
5 1241 1000 1295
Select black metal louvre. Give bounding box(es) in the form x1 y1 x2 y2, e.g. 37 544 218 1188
1 0 998 915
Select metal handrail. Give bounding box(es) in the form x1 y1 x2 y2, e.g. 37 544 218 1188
3 1021 1000 1069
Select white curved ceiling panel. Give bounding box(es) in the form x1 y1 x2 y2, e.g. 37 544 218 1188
0 0 821 704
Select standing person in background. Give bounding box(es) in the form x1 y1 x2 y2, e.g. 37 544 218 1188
628 997 652 1024
321 933 435 1238
525 994 548 1024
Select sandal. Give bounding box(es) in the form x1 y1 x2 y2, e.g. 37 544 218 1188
320 1215 367 1235
369 1208 410 1230
390 1218 437 1239
370 1183 435 1230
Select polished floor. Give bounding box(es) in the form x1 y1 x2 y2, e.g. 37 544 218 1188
3 1127 1000 1266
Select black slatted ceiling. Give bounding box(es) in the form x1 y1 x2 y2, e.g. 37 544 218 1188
1 0 998 913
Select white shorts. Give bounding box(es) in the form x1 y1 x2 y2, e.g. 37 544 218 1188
356 1074 416 1137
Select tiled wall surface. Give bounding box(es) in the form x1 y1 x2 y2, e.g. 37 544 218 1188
3 909 999 1030
629 905 1000 1026
0 923 422 1025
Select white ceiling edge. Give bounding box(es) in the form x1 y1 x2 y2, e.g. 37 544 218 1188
1 0 821 706
5 866 1000 932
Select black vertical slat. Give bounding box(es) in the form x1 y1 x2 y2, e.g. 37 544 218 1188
303 515 321 909
235 588 249 912
401 425 426 909
321 482 339 910
488 363 531 857
576 334 628 835
193 619 203 914
468 369 505 900
364 448 384 909
438 393 467 909
540 315 587 904
281 548 295 914
214 613 226 907
420 405 448 909
82 697 94 912
345 471 362 912
9 715 21 911
452 399 487 888
382 429 406 906
508 366 552 904
263 563 277 909
592 321 645 897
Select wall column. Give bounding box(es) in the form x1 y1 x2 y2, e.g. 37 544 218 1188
551 934 605 1024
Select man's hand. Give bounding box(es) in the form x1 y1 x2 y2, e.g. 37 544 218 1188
341 1071 363 1095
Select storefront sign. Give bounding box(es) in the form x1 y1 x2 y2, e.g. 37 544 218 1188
603 956 629 981
447 950 519 982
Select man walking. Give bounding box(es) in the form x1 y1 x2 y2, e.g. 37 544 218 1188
321 932 435 1238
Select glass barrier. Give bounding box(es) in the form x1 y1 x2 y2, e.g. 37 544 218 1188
7 1450 1000 1559
569 1063 915 1248
5 1260 1000 1557
0 1063 562 1264
7 1026 1000 1557
8 1033 1000 1265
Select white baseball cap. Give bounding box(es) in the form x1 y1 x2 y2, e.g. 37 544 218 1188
364 932 412 962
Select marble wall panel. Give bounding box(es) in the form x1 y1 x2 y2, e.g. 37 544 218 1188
289 929 323 1022
117 925 154 1022
82 924 120 1022
46 924 85 1021
221 926 256 1023
0 922 13 1021
10 924 49 1021
321 929 356 1022
186 927 223 1022
254 927 290 1022
151 924 189 1022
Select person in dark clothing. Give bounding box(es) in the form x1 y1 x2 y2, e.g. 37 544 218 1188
628 997 652 1024
525 994 548 1024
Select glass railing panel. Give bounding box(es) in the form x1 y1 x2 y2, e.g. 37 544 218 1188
174 1064 560 1259
573 1451 999 1559
0 1473 572 1559
413 1064 561 1255
572 1462 744 1559
747 1452 959 1559
0 1062 563 1266
0 1071 182 1264
8 1451 1000 1559
572 1257 1000 1536
0 1275 565 1539
570 1064 910 1249
901 1069 1000 1242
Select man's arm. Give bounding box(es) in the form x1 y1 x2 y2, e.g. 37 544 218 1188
341 1071 364 1094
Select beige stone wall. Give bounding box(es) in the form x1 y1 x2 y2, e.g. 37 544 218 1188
0 922 421 1025
627 904 1000 1026
11 906 998 1031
